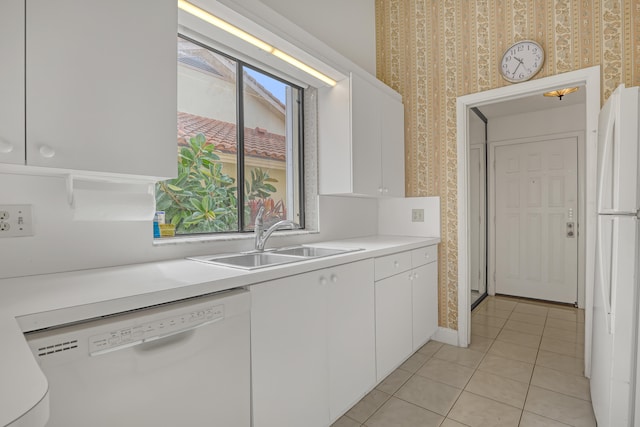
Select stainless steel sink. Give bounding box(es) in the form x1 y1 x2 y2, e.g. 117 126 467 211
188 246 362 270
272 246 358 258
189 252 301 270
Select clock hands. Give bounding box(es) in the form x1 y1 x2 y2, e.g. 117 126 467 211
511 60 522 77
511 56 532 77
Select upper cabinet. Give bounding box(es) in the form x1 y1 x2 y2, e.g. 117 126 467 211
0 0 177 180
318 72 405 197
0 0 25 165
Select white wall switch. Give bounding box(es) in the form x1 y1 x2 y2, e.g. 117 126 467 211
411 208 424 222
0 205 33 237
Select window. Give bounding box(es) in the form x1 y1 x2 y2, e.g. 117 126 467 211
156 35 304 235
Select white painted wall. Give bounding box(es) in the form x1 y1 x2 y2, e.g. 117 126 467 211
378 197 440 238
257 0 376 75
488 103 586 142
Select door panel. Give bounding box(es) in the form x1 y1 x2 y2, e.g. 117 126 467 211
494 137 578 303
591 215 639 426
596 85 639 214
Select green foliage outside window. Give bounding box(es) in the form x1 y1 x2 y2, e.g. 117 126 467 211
156 133 238 233
155 133 283 234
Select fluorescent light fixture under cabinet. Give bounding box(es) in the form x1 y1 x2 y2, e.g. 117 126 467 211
178 0 337 87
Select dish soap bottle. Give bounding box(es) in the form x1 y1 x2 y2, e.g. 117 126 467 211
153 211 165 238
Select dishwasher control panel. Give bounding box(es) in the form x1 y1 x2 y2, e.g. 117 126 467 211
89 304 224 356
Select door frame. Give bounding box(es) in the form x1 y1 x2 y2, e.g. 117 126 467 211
487 133 583 303
456 66 599 377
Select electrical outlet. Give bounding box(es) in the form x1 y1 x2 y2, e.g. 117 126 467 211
411 208 424 222
0 205 33 237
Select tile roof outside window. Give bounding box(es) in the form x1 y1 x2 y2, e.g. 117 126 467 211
177 111 286 160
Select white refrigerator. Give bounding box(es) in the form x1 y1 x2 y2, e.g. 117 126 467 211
591 84 640 427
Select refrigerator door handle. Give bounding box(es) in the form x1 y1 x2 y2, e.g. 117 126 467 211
597 217 614 335
597 100 616 213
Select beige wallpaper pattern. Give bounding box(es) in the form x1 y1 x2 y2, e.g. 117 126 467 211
376 0 640 330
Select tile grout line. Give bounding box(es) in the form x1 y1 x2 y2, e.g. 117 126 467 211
516 306 547 426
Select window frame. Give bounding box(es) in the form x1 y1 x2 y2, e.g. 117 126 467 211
174 33 306 235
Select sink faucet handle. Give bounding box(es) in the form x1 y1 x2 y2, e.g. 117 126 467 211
255 206 266 226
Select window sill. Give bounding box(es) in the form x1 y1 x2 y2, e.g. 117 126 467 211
152 229 319 246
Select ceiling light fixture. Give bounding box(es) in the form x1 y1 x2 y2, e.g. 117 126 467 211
178 0 337 87
543 86 579 100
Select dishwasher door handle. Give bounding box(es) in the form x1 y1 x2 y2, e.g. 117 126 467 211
90 316 224 357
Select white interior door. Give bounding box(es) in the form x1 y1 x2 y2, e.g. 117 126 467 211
469 143 486 294
494 137 578 303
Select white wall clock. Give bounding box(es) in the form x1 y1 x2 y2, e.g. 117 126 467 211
499 40 544 83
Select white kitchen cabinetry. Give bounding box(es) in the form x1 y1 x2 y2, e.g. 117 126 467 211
374 245 439 381
4 0 177 179
0 0 25 165
318 72 405 197
328 260 376 421
251 260 375 427
411 246 439 351
375 251 414 381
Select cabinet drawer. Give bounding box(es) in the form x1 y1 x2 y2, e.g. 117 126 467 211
375 251 412 281
412 245 438 267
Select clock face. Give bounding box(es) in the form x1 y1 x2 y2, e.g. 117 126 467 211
500 40 544 83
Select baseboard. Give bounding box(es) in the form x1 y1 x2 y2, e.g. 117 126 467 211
431 327 459 346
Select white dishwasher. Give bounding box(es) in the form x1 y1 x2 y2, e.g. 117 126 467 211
24 288 251 427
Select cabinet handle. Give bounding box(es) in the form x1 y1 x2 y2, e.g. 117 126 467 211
39 145 56 158
378 187 384 194
414 273 419 279
383 187 389 193
330 274 338 283
319 277 328 285
0 139 14 154
393 261 399 268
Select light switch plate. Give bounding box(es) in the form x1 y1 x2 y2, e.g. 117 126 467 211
0 205 33 237
411 208 424 222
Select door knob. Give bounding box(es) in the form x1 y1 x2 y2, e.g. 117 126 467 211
566 222 575 238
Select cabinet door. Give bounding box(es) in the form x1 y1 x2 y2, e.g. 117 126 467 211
0 0 25 165
251 273 330 427
351 73 382 196
412 262 439 350
380 91 405 197
328 260 375 421
26 0 177 178
375 272 413 381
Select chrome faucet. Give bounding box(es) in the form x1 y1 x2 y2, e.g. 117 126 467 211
254 206 298 252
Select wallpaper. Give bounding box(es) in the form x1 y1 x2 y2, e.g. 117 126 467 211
375 0 640 330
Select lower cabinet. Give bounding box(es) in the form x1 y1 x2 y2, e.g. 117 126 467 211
250 259 375 427
375 271 413 381
374 245 439 381
412 261 439 351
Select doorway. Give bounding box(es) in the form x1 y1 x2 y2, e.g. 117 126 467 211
455 67 600 378
493 137 578 304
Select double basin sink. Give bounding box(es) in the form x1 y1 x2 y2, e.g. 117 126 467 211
188 246 362 270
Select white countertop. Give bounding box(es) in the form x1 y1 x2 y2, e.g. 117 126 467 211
0 235 439 427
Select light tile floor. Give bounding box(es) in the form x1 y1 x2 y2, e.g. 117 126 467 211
331 295 595 427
